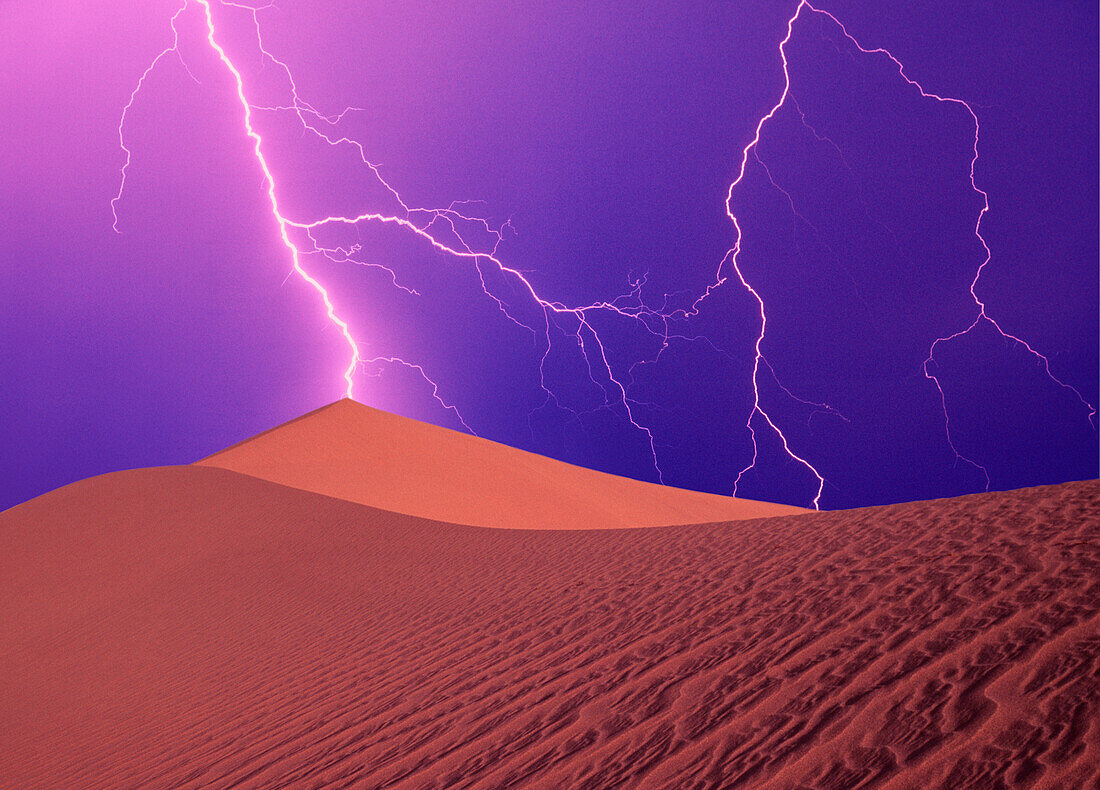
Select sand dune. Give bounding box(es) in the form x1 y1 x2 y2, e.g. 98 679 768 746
196 399 808 528
1 459 1096 788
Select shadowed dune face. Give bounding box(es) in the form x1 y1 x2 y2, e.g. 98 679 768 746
1 467 1097 789
195 399 808 528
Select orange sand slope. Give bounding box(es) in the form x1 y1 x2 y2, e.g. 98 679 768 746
197 399 807 529
1 467 1097 789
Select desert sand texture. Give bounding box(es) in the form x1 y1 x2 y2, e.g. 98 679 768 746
1 457 1097 788
196 399 808 528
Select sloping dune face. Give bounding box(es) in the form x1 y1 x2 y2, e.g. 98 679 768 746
1 468 1097 789
196 399 807 528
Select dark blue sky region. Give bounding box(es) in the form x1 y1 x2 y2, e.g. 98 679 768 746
2 0 1096 511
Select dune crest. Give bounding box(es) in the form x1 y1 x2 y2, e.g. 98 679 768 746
196 398 807 528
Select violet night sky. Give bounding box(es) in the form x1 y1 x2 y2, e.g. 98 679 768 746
2 1 1097 512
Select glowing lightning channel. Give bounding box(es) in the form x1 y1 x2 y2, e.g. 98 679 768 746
822 2 1096 471
725 1 1096 501
193 0 363 400
114 0 1095 509
115 0 675 474
724 4 828 507
111 1 192 234
115 0 363 399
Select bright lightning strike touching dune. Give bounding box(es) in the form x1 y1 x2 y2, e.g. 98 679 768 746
114 0 1096 509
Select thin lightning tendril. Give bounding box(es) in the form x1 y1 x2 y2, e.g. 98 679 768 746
112 1 192 235
814 2 1095 481
724 1 1095 502
114 0 1095 508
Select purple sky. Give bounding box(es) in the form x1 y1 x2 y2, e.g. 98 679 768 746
2 0 1097 512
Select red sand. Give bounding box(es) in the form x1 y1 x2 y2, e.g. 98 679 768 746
196 399 808 528
1 454 1097 787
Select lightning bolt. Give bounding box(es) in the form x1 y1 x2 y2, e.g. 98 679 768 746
114 0 693 484
113 0 1094 508
725 1 1096 500
114 0 363 401
111 1 193 235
